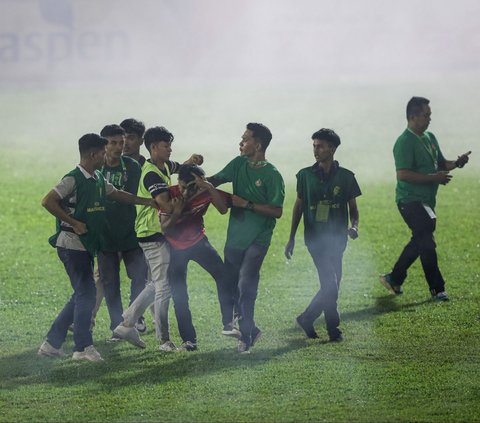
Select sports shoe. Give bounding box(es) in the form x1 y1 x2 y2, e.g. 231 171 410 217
38 340 65 358
379 273 403 295
237 339 251 354
296 315 319 339
159 340 177 352
113 324 146 349
135 316 147 334
72 345 104 362
251 326 262 347
178 341 197 352
106 334 122 343
329 331 344 342
432 291 449 301
222 323 241 339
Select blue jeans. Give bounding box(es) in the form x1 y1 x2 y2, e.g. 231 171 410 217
46 248 96 352
301 244 343 338
97 247 148 331
169 237 234 343
224 243 268 346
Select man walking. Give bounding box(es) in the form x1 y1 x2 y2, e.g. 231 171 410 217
380 96 471 300
285 128 361 341
210 123 285 353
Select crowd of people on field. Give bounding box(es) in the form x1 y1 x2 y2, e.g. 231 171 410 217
37 96 471 362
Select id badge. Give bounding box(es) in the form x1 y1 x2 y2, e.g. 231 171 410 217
315 201 330 222
423 204 436 219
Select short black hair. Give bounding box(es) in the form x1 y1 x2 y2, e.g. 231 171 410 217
78 133 107 155
144 126 174 152
100 124 125 138
406 96 430 119
178 164 205 184
246 122 272 151
311 128 341 148
120 118 145 137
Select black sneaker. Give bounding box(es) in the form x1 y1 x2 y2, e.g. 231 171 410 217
296 315 319 339
379 273 403 295
329 331 344 342
251 327 262 347
135 316 147 334
431 291 449 302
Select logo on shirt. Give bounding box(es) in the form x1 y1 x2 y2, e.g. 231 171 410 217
333 186 341 197
255 179 262 187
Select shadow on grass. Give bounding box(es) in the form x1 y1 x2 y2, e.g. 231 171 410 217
342 296 433 321
0 337 306 391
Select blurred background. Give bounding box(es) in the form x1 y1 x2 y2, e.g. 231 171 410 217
1 0 479 183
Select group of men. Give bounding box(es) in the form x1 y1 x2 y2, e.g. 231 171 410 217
37 96 471 362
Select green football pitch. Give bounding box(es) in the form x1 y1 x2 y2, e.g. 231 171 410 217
0 84 479 422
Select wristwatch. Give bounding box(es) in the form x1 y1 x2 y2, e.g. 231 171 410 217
246 201 254 210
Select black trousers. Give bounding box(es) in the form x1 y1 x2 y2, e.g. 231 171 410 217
391 201 445 294
168 237 234 343
301 244 343 338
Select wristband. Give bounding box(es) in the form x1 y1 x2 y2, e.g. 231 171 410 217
246 201 254 211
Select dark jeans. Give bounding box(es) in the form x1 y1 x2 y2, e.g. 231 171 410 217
46 248 96 352
391 201 445 294
301 244 343 338
168 237 234 343
97 247 148 331
224 243 268 346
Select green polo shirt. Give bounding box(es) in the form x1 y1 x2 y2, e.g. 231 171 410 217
213 156 285 249
100 156 141 252
394 129 445 208
296 163 361 252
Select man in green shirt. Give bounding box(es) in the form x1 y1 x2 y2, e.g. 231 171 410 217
96 124 148 340
285 129 361 341
120 118 147 167
210 122 285 353
38 134 156 362
380 96 471 301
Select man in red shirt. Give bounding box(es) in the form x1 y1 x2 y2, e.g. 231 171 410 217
160 164 237 351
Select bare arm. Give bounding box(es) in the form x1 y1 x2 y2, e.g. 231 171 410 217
41 190 87 235
347 197 359 240
194 174 228 214
108 190 157 208
160 197 184 233
284 197 303 259
231 195 282 218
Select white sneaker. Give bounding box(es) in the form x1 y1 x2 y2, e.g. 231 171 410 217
38 340 65 358
222 324 241 339
159 340 177 352
113 324 146 348
237 339 251 354
72 345 104 362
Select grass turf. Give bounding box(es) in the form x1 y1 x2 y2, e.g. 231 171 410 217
1 147 479 423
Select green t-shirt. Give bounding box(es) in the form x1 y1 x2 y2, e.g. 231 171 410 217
394 129 445 208
213 156 285 249
100 156 141 252
296 164 361 252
